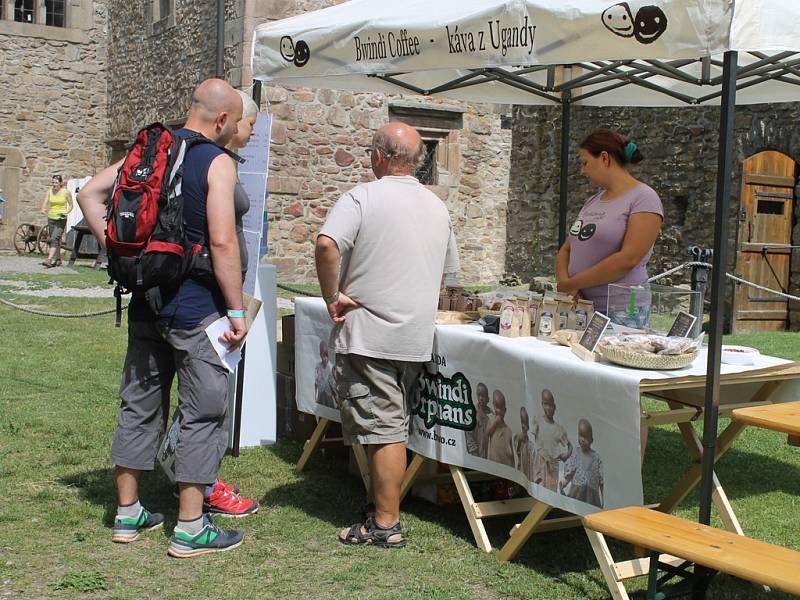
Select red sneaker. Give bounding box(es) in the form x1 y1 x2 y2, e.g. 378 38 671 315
215 479 240 495
203 481 259 518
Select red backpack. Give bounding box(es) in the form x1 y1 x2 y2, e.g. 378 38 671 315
105 122 238 325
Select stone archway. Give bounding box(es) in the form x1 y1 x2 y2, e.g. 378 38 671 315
0 147 26 251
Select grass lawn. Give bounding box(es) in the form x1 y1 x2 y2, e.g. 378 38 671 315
0 264 799 599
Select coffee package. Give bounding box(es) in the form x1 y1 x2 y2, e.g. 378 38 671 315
554 293 573 332
574 298 594 331
499 297 518 337
516 298 531 337
527 294 542 336
537 297 557 339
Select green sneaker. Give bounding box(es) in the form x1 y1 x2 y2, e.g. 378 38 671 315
168 515 244 558
111 507 165 543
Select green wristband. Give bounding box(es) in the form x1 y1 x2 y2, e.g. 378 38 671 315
227 309 246 318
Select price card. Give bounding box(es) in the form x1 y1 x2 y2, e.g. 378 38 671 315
667 310 697 338
572 312 611 361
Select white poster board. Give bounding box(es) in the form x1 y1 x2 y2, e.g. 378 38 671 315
237 113 272 297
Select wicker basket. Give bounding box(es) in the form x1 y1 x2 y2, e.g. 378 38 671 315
598 344 698 370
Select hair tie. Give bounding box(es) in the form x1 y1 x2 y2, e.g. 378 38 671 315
624 142 637 162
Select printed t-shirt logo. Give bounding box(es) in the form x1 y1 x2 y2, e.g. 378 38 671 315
413 371 476 430
578 223 596 241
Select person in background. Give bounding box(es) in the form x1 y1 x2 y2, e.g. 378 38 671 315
40 174 73 268
226 90 259 283
316 122 459 549
555 128 663 327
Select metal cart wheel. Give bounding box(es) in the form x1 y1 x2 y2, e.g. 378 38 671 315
37 224 51 255
14 224 38 254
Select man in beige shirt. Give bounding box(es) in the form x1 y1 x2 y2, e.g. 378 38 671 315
316 122 459 548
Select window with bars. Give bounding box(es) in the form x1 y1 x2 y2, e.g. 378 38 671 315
44 0 66 27
153 0 174 22
415 139 439 186
14 0 35 24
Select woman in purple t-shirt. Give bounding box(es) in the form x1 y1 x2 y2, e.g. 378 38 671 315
556 129 663 324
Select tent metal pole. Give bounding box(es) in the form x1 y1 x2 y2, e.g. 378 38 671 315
216 0 225 78
558 91 571 248
692 48 737 600
699 50 738 526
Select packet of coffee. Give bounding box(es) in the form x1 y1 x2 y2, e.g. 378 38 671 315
499 297 518 337
537 296 557 339
555 293 573 332
454 293 468 312
527 294 542 336
574 298 594 331
439 289 449 310
516 297 531 336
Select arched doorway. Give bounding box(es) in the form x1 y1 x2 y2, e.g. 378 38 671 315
731 151 797 333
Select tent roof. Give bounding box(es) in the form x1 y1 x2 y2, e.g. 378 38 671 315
251 0 800 106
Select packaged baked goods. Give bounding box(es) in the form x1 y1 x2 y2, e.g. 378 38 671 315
574 299 593 331
537 296 557 339
499 297 518 337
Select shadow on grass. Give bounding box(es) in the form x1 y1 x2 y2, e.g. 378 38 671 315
59 467 178 533
642 425 800 502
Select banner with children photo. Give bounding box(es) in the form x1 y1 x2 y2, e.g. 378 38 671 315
294 298 644 515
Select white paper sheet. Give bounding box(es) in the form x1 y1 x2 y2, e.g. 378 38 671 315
205 316 243 373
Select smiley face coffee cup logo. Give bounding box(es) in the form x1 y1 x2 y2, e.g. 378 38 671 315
602 3 667 45
279 35 310 67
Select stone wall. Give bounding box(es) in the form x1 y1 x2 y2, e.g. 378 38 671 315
107 0 245 142
0 1 108 249
509 102 800 329
250 0 512 284
106 0 512 284
264 86 511 283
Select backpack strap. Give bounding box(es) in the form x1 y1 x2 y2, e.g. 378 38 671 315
180 131 245 164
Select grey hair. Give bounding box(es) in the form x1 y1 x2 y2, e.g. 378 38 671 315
236 90 259 119
372 128 425 169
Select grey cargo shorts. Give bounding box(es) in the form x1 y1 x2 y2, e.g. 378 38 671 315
334 353 422 446
110 314 230 484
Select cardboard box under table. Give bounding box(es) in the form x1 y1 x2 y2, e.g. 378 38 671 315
292 299 800 581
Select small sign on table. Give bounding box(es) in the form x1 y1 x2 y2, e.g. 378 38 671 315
571 311 611 361
667 310 698 338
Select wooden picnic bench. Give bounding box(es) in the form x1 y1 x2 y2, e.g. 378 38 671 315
583 506 800 599
732 401 800 446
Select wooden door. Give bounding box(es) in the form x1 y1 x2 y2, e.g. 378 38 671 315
732 151 796 333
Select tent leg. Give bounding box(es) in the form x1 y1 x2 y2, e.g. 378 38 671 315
695 48 738 600
557 93 571 248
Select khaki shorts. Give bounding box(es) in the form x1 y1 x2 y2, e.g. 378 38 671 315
334 353 422 446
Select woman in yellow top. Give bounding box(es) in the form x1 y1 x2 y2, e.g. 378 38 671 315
39 174 73 267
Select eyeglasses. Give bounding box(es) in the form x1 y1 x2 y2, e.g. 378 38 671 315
366 145 396 159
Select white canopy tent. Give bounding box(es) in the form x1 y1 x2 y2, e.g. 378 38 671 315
252 0 800 106
250 2 800 594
